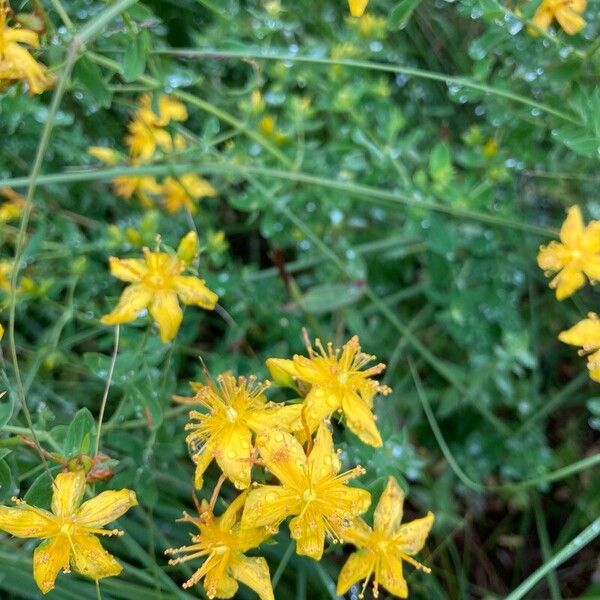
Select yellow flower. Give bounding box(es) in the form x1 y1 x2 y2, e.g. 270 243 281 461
166 492 274 600
482 139 498 158
126 94 188 160
537 206 600 300
558 312 600 382
161 174 217 214
530 0 586 35
337 476 434 599
0 470 137 594
0 322 3 339
112 173 162 208
0 260 13 292
0 0 51 94
266 336 390 447
241 423 371 560
0 186 23 221
100 244 218 343
185 372 302 490
348 0 369 17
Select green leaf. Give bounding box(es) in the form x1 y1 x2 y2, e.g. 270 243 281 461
73 55 112 108
0 459 15 502
388 0 423 30
123 32 148 82
298 282 365 314
429 142 455 190
0 391 14 429
24 470 56 510
553 125 599 158
126 383 164 430
64 408 96 456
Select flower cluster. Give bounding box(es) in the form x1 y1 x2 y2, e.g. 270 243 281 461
166 335 434 599
531 0 586 35
101 231 218 342
0 0 52 94
89 94 217 213
537 205 600 381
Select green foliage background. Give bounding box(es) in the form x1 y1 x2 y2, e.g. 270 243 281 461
1 0 600 598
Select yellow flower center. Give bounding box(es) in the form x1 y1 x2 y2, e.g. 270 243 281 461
143 272 169 289
225 406 238 422
303 488 317 503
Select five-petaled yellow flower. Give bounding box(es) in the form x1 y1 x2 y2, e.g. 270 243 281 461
0 0 51 94
348 0 369 17
241 423 371 560
531 0 586 35
0 470 137 594
184 372 302 490
537 205 600 300
559 312 600 382
161 174 217 214
267 336 390 447
337 476 434 599
166 492 274 600
101 241 218 342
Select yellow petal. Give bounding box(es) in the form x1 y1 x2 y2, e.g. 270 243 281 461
307 422 340 482
255 429 306 488
234 524 272 552
33 535 70 594
265 358 297 387
173 276 219 309
582 256 600 282
202 554 229 598
108 257 147 283
341 391 383 447
529 5 553 34
241 485 299 529
552 265 586 300
5 27 40 47
0 505 55 538
101 284 153 324
374 476 405 536
71 534 122 580
341 517 373 546
214 424 253 489
289 509 325 560
177 231 199 263
395 511 435 555
348 0 369 17
192 447 214 490
537 241 569 273
149 291 183 342
218 492 249 531
302 386 339 433
88 147 121 165
245 403 303 434
229 555 274 600
76 488 137 528
51 470 86 518
213 570 238 598
555 6 586 34
336 549 375 596
558 314 600 348
379 553 408 598
560 206 584 248
158 95 188 125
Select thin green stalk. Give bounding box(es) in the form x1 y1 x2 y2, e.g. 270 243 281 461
532 494 561 600
0 162 556 236
94 325 120 456
272 540 296 589
505 517 600 600
153 48 580 124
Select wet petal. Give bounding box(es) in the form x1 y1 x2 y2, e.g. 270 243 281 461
255 430 306 489
101 284 153 324
379 553 408 598
33 535 70 594
51 471 86 519
560 206 584 248
341 391 383 447
395 511 435 555
245 403 303 435
214 423 253 489
302 386 338 433
234 524 272 552
218 492 248 532
149 291 183 342
173 276 218 309
555 6 586 34
0 505 55 538
289 510 325 560
108 257 147 282
307 422 340 482
213 570 238 598
336 549 375 595
192 447 214 490
71 534 122 580
374 476 405 536
241 485 299 529
229 555 274 600
76 489 137 528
